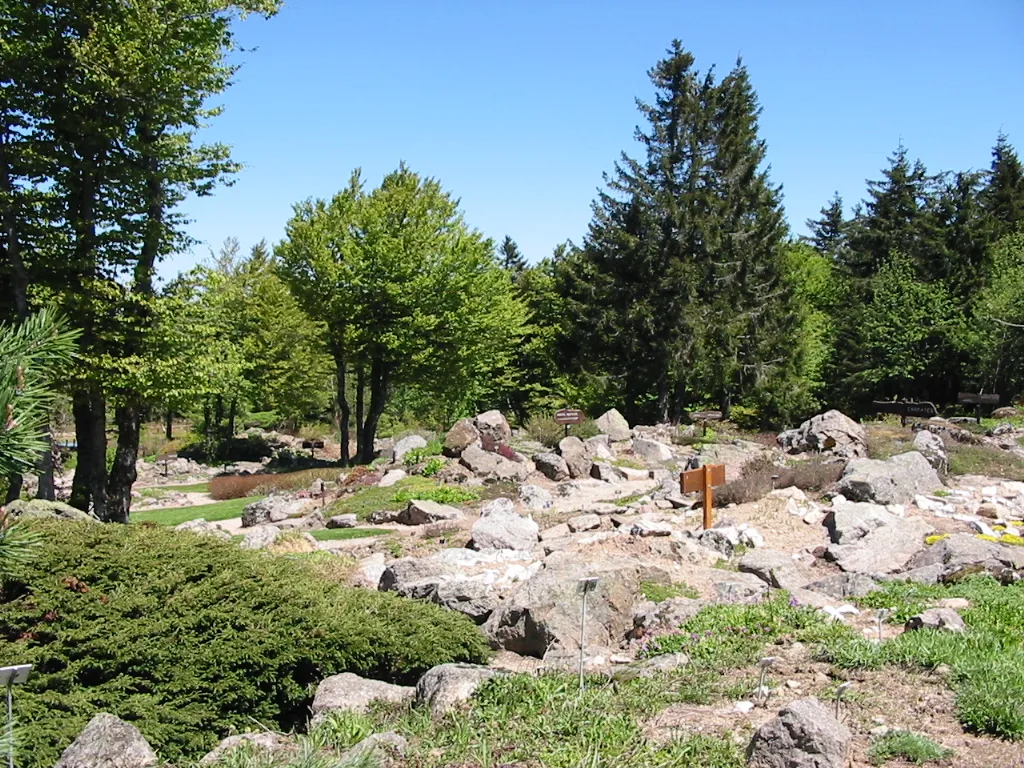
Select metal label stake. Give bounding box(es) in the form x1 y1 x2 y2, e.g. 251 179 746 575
0 665 31 768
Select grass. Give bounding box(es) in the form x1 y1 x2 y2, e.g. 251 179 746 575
947 444 1024 481
308 528 389 542
611 456 646 470
825 577 1024 741
326 476 456 521
642 581 700 602
391 485 478 504
868 731 953 765
601 491 648 507
131 496 264 526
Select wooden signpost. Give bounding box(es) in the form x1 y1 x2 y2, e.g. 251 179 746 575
681 463 726 530
301 438 325 458
554 408 586 437
872 400 938 427
689 409 723 437
958 392 1000 422
156 452 177 478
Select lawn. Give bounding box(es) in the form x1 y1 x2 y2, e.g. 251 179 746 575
309 527 389 542
947 444 1024 481
326 476 477 521
131 496 263 526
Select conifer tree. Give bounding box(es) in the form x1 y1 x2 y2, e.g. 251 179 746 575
981 133 1024 239
806 193 848 261
498 236 527 274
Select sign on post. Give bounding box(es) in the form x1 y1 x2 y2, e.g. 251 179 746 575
156 452 177 478
958 392 1000 422
872 400 938 427
681 463 726 530
554 409 586 437
689 409 723 436
301 439 325 458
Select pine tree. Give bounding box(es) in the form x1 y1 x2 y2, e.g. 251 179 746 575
981 133 1024 239
498 236 527 274
806 193 848 260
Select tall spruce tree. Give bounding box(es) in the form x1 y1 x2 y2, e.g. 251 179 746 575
561 42 797 425
498 235 527 274
981 133 1024 239
806 193 848 261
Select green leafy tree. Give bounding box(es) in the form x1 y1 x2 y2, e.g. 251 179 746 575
277 166 527 462
974 233 1024 399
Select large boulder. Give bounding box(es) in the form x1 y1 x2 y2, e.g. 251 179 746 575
200 733 295 765
460 444 532 482
238 524 280 550
913 430 948 472
4 498 98 523
746 698 850 768
444 418 482 457
739 549 804 590
533 452 570 481
241 494 306 527
595 408 631 442
905 607 966 633
54 713 158 768
823 500 899 545
483 553 641 657
415 663 504 715
901 533 1024 582
778 410 868 459
393 434 428 463
473 410 512 449
470 498 539 551
805 572 881 599
174 518 231 541
310 673 414 725
395 499 463 526
518 483 553 511
378 468 407 487
558 436 593 480
827 516 934 576
837 452 943 505
631 437 673 463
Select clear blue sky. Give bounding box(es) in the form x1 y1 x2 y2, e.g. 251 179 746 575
168 0 1024 277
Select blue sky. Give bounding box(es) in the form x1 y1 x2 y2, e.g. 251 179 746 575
169 0 1024 277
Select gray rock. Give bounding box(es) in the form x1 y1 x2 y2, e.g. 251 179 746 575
239 524 280 550
396 499 463 526
838 452 943 505
54 713 157 768
739 549 803 590
470 498 539 551
905 607 966 633
200 732 295 765
541 523 571 541
393 435 427 463
310 673 414 725
533 452 571 481
805 572 880 599
778 410 868 459
824 500 899 545
714 575 769 603
585 435 615 461
432 578 500 623
378 468 407 487
518 483 553 510
274 509 326 531
473 409 512 448
828 516 934 575
483 554 641 657
444 418 482 457
4 498 98 523
174 518 231 541
567 513 601 533
339 731 408 763
354 553 387 589
460 444 532 482
746 697 851 768
595 408 631 441
327 513 357 529
241 495 305 528
913 430 948 472
901 532 1024 581
591 462 627 483
632 437 673 463
559 436 593 479
415 663 503 715
701 527 740 556
629 519 673 537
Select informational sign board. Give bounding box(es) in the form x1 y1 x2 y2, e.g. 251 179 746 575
554 409 586 426
872 400 938 425
681 463 726 529
689 410 723 422
958 393 999 406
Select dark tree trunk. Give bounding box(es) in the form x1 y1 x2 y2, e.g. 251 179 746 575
719 391 732 421
0 126 28 318
359 359 390 465
105 403 139 524
227 397 237 440
336 358 350 467
36 425 55 500
657 376 670 423
355 366 365 460
4 474 21 504
70 389 108 519
165 409 173 440
203 397 212 440
213 395 224 441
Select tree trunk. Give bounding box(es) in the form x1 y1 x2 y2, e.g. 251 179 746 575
105 402 139 524
657 376 670 424
70 389 108 519
355 366 365 460
0 124 29 318
203 397 212 440
719 391 732 421
165 409 173 440
227 397 237 440
359 359 390 465
36 425 55 500
4 474 22 504
336 358 350 467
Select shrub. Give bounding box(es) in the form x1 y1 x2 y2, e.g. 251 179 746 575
243 410 282 430
403 439 444 467
421 457 445 477
209 469 340 500
392 486 479 505
714 456 845 507
868 730 952 765
209 473 266 500
525 415 599 448
0 521 489 767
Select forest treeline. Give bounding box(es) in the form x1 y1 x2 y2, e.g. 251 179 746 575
1 4 1023 521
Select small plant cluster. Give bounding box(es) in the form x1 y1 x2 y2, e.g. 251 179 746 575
714 456 846 507
868 730 952 765
420 457 445 477
640 581 699 602
392 485 478 505
403 439 444 467
524 414 601 448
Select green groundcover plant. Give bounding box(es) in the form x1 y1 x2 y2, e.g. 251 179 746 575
0 521 488 766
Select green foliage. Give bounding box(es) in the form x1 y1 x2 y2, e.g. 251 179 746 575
868 731 952 765
825 577 1024 740
326 477 436 521
308 528 388 542
391 486 478 505
420 457 445 477
947 444 1024 481
402 439 443 467
0 521 489 767
130 496 265 525
975 233 1024 396
640 581 699 602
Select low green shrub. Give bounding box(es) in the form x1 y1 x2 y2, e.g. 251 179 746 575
0 522 489 767
868 730 952 765
420 457 445 477
641 581 699 602
524 415 600 448
403 439 444 466
392 486 479 505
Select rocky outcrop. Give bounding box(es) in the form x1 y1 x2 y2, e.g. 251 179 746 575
533 452 570 481
518 484 552 510
5 498 98 523
310 673 414 725
827 516 934 576
913 430 948 472
738 549 804 590
239 524 280 550
778 410 868 459
900 533 1024 583
460 445 532 482
54 713 158 768
415 663 504 715
444 418 482 457
558 436 593 479
474 410 512 449
327 513 357 529
241 495 306 528
174 518 231 540
470 498 539 551
595 408 631 442
396 499 463 526
823 500 900 545
631 437 673 463
746 698 851 768
838 452 943 505
905 607 966 633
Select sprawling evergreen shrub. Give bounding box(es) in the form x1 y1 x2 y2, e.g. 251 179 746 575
0 522 488 767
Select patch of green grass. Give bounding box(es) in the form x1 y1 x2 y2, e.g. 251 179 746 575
868 730 952 765
825 577 1024 740
403 439 445 466
392 485 479 505
160 481 210 493
611 457 645 470
131 496 264 526
326 476 439 521
308 528 389 542
947 444 1024 481
602 491 648 507
642 581 699 602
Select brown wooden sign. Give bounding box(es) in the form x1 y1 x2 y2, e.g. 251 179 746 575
872 400 938 426
681 463 726 529
554 409 586 426
958 393 1000 406
689 410 723 422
